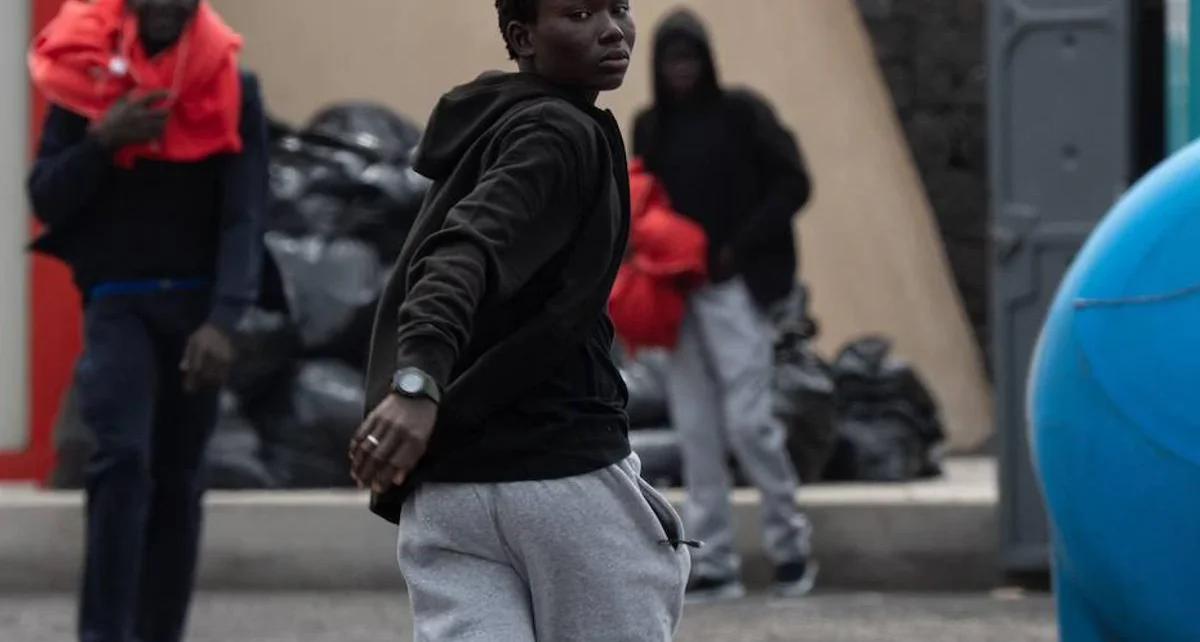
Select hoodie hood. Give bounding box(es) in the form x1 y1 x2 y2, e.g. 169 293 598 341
413 71 596 180
652 8 721 107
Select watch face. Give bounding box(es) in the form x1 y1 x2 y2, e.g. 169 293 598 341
399 373 424 394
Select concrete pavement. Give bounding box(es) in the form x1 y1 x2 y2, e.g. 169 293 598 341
0 458 1000 593
0 591 1056 642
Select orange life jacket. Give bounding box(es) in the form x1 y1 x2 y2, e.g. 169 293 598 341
609 158 708 351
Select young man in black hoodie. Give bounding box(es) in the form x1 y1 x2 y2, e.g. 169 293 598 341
632 8 817 602
27 1 266 641
348 0 690 639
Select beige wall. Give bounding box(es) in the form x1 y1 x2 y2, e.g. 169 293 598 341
213 0 993 450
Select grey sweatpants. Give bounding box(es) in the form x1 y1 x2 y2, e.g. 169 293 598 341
667 278 812 580
397 454 691 641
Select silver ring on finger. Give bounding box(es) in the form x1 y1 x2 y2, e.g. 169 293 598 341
365 435 381 448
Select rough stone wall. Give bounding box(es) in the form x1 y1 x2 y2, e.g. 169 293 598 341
857 0 989 364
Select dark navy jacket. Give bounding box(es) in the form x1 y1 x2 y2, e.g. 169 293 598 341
27 70 269 332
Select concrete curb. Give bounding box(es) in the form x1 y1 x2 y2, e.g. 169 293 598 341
0 460 998 593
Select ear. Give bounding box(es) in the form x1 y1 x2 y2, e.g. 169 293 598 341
504 20 536 59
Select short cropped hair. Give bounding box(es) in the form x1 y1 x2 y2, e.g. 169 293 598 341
495 0 539 60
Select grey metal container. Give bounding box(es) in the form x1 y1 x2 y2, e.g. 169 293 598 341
987 0 1132 573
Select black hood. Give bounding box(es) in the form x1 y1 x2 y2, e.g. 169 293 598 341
651 8 721 107
413 72 595 180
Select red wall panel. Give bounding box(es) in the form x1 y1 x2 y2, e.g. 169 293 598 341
0 0 78 482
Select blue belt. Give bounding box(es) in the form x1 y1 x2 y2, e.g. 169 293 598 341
89 278 208 300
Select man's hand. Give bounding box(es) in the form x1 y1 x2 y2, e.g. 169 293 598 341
180 323 235 393
91 90 170 149
349 394 438 492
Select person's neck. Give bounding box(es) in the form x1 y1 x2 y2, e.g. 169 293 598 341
517 62 598 105
139 34 177 57
668 89 702 106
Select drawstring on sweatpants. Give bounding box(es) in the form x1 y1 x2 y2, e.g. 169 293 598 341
661 537 703 549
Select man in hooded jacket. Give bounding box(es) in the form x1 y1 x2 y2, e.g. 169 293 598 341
633 8 817 602
348 1 691 639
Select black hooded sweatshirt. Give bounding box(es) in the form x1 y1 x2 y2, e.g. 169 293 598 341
633 9 811 308
365 72 633 523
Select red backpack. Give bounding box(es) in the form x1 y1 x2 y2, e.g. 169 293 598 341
609 158 708 351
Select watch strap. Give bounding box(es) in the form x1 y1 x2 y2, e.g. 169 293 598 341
391 367 442 404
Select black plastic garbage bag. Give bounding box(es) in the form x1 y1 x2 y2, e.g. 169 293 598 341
318 161 428 264
362 163 430 218
267 136 427 262
831 336 943 442
266 112 295 143
267 102 430 266
824 335 945 482
351 162 429 261
305 102 424 163
772 332 838 484
290 192 347 239
264 232 387 352
205 393 276 490
292 133 375 178
320 299 379 371
623 349 671 429
630 427 682 488
250 360 364 488
822 411 929 482
266 135 371 237
227 307 301 405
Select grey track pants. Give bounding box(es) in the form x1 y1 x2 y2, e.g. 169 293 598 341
667 278 812 580
397 454 691 641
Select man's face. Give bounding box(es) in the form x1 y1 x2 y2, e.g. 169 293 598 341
128 0 201 48
516 0 637 93
660 39 704 99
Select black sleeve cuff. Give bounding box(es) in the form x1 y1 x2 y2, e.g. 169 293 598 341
207 300 248 337
394 335 456 390
81 134 113 160
73 132 118 175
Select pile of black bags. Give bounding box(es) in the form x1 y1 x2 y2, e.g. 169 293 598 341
46 101 944 490
48 102 431 490
822 336 945 482
625 286 945 488
221 103 430 489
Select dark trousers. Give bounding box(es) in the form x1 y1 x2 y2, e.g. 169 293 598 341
75 291 220 642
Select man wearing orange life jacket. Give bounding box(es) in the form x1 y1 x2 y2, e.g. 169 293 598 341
27 1 267 640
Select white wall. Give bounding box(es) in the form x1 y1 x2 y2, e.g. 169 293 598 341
0 0 29 451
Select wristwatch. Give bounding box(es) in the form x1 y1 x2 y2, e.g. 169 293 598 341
391 367 442 404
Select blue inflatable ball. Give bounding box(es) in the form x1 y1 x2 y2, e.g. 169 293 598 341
1028 140 1200 641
